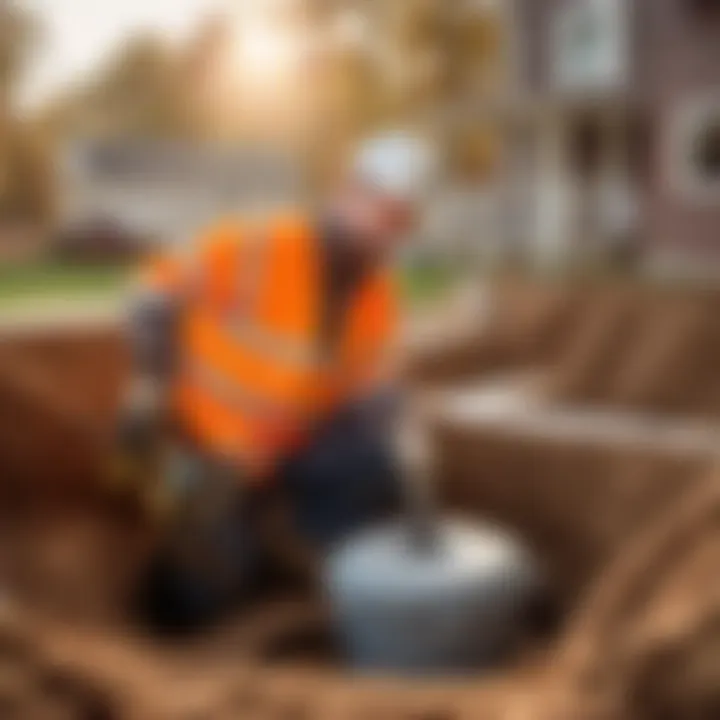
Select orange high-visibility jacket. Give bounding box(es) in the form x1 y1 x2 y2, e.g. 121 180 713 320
138 214 398 477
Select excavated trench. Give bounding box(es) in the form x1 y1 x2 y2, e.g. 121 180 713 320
0 328 559 719
1 278 720 719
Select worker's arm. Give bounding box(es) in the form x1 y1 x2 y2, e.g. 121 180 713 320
126 219 241 388
128 248 194 385
344 282 405 435
355 272 403 390
117 222 242 472
117 245 197 465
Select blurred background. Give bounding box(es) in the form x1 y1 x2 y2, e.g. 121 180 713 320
2 0 720 314
3 0 716 319
0 0 506 316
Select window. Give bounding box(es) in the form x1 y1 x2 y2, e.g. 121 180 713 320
551 0 629 92
670 96 720 202
693 118 720 180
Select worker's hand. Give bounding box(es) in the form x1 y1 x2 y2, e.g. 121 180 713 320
109 377 166 494
120 377 166 451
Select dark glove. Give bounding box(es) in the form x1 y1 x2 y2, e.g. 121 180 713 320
110 378 166 495
117 400 161 459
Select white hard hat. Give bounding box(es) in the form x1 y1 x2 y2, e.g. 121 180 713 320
353 131 438 205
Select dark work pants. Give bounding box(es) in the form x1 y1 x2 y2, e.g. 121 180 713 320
279 403 401 549
136 400 401 635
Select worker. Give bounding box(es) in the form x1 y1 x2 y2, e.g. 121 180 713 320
117 132 438 633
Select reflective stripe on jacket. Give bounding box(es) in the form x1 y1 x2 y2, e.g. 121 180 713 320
136 214 398 478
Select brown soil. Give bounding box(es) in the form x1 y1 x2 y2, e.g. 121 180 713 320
413 277 720 418
0 327 126 504
538 282 720 417
2 279 720 718
408 278 587 385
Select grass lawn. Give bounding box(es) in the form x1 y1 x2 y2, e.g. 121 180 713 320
399 261 465 305
0 261 131 312
0 258 464 320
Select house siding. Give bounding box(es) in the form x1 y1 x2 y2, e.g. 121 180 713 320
638 0 720 258
512 0 720 263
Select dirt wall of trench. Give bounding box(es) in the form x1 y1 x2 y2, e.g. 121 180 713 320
0 326 127 504
433 420 711 603
412 276 720 419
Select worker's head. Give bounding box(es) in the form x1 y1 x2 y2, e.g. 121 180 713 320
332 132 438 257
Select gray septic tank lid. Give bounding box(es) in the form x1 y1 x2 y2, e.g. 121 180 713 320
325 519 540 674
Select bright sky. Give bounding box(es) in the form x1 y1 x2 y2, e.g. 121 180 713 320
19 0 231 110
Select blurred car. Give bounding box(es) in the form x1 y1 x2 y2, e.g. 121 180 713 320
53 215 146 264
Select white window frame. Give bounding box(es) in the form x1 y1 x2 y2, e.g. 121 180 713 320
667 93 720 205
551 0 629 94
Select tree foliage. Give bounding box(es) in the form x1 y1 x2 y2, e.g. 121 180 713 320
0 1 50 225
43 33 195 139
2 0 511 220
0 0 37 104
0 120 54 222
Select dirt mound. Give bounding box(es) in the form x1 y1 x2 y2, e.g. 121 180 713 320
541 287 645 405
410 278 586 384
542 283 720 417
435 416 720 720
414 278 720 418
0 603 129 720
0 328 126 502
606 292 720 417
551 473 720 720
0 326 126 419
434 418 712 600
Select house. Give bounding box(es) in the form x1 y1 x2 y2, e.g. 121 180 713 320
58 138 302 249
505 0 720 272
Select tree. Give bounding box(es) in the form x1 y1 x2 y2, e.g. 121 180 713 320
0 120 54 222
84 33 188 137
379 0 508 179
0 1 49 225
41 32 198 140
0 0 37 106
